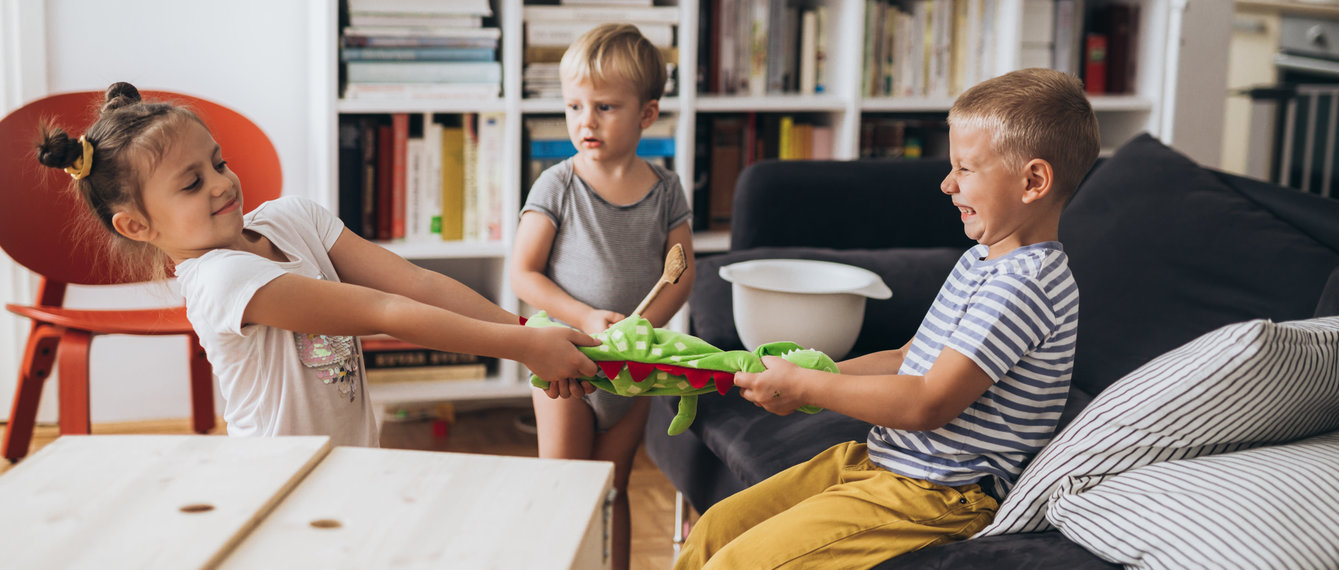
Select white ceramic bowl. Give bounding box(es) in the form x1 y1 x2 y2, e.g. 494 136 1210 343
718 259 892 359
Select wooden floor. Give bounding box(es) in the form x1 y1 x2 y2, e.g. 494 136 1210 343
2 404 689 570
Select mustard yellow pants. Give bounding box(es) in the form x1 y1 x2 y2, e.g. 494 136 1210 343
675 441 998 570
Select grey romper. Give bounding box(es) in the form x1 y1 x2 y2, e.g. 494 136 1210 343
521 158 691 431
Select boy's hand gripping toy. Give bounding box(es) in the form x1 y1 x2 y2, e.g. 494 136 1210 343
525 312 838 435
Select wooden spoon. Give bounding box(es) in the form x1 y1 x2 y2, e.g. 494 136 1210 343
633 243 687 317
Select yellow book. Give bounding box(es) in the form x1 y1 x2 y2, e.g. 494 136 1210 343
439 125 466 241
365 363 488 385
778 115 794 160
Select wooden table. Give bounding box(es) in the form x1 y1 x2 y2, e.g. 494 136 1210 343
0 435 614 569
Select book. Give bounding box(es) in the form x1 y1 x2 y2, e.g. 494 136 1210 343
748 0 769 97
462 114 479 240
475 113 506 241
799 9 818 95
347 0 492 17
405 136 427 240
525 21 674 48
376 123 394 241
364 348 482 369
1084 33 1107 95
342 26 501 39
390 113 409 240
1103 2 1138 94
524 45 676 64
348 13 483 28
521 5 678 23
337 119 365 238
342 34 499 48
365 363 487 384
346 61 501 84
708 117 745 230
343 82 500 100
422 120 443 240
359 118 379 240
814 6 828 93
1052 0 1082 76
528 137 676 160
561 0 654 5
439 124 466 241
340 46 496 62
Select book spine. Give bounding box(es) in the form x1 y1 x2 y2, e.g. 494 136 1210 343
376 124 394 241
366 349 482 369
439 125 467 241
521 5 679 23
341 46 496 61
337 119 365 237
365 363 489 385
391 113 409 240
525 22 674 47
1084 33 1107 95
346 61 502 84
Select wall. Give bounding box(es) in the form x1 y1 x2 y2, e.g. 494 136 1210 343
0 0 327 422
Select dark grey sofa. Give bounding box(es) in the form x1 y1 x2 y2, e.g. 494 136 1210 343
645 134 1339 568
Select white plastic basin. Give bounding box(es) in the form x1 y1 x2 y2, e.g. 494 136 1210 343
719 259 892 359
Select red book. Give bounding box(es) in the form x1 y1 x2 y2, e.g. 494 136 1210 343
376 124 393 241
390 113 409 240
1084 33 1108 95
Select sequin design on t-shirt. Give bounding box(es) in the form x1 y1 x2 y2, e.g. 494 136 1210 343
291 273 361 401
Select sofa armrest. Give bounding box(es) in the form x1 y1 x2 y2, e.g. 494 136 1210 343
729 159 973 251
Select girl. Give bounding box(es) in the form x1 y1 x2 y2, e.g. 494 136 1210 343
36 82 598 447
510 24 696 570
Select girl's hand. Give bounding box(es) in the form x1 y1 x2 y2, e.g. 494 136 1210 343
580 310 626 335
734 356 806 415
522 326 601 383
541 378 597 399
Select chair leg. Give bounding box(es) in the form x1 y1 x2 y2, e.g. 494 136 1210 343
57 329 92 436
187 334 215 434
2 323 63 462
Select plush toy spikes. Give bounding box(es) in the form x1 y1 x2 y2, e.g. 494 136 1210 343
525 312 837 435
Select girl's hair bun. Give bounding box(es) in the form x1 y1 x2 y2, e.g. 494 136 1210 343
101 82 142 114
35 126 83 170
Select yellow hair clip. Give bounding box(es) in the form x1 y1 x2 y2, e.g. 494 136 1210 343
64 135 93 180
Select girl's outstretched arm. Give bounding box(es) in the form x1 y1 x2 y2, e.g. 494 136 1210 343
240 238 599 382
325 228 516 325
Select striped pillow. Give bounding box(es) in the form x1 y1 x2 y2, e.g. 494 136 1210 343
975 316 1339 537
1047 431 1339 569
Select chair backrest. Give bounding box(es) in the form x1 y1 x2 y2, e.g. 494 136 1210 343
0 90 282 286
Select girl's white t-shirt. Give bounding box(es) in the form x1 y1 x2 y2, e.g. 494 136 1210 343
175 196 379 448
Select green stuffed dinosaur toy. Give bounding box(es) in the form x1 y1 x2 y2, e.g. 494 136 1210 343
525 311 838 435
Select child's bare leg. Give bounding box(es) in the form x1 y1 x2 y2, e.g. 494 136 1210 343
591 397 651 570
532 389 596 459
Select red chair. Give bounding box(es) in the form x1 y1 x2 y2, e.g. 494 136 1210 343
0 90 282 461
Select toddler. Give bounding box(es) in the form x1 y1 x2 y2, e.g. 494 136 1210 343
510 23 695 570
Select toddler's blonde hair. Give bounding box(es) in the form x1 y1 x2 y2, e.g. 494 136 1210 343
560 23 666 102
948 68 1100 200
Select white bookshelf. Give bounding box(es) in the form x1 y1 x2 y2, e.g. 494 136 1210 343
311 0 1185 404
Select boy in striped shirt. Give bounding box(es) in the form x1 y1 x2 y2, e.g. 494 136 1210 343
676 68 1101 569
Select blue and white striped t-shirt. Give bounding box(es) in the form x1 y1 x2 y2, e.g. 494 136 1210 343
867 242 1079 498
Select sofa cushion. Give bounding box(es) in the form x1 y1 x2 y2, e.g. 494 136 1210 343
1047 431 1339 569
977 316 1339 537
1058 134 1339 398
690 246 963 356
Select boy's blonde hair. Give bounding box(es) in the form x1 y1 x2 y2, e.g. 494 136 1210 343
560 23 666 102
948 68 1100 200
